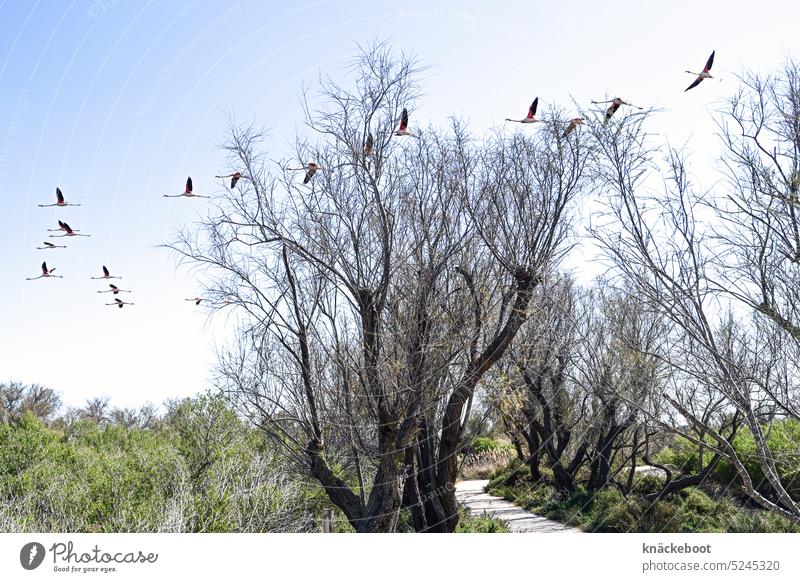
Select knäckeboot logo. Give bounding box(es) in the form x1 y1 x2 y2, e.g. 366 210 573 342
20 542 46 570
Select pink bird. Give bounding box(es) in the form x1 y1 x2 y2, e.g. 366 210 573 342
37 241 66 250
363 132 374 156
288 163 323 184
685 50 715 92
164 177 208 198
215 172 243 189
98 284 131 295
39 187 80 208
91 266 121 280
506 97 540 124
562 117 585 137
26 261 62 280
592 97 642 125
49 221 90 238
106 298 134 309
303 163 321 184
47 220 80 233
394 108 414 136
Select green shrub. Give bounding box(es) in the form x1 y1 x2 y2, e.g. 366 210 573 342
652 436 702 474
485 459 791 533
467 436 513 455
590 495 643 533
486 458 526 487
587 487 734 533
673 487 734 532
547 489 593 528
455 511 509 533
586 488 625 531
0 399 315 532
658 419 800 501
726 510 800 533
716 419 800 498
629 474 666 496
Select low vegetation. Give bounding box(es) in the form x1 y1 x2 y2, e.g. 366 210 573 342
486 454 800 533
0 385 318 533
454 510 509 533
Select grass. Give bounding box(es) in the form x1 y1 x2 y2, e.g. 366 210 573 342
455 508 509 533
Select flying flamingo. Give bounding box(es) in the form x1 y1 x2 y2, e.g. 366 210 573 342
91 266 122 280
98 284 130 295
363 132 374 156
685 50 716 92
215 172 243 189
39 187 80 208
304 163 321 183
37 241 66 250
49 221 89 238
47 220 80 233
107 298 134 309
163 177 208 198
26 261 62 280
591 97 643 125
562 117 585 137
288 163 322 184
186 297 204 305
394 108 414 136
505 97 540 124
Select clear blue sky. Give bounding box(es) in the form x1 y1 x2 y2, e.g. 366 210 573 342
1 0 798 408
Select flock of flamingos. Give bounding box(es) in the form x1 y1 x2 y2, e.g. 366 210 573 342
25 50 718 310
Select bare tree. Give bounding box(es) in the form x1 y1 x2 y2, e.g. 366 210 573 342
490 278 587 491
575 287 667 494
590 67 800 522
0 381 25 425
0 381 62 425
110 403 159 429
168 42 588 531
80 397 111 425
714 62 800 355
490 280 667 495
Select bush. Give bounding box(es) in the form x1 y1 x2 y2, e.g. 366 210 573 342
0 400 315 532
726 510 800 533
716 419 800 499
652 436 702 474
657 419 800 501
589 494 642 533
586 487 735 533
629 474 665 496
467 436 513 455
486 459 791 533
455 510 509 533
586 488 625 531
486 458 529 489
